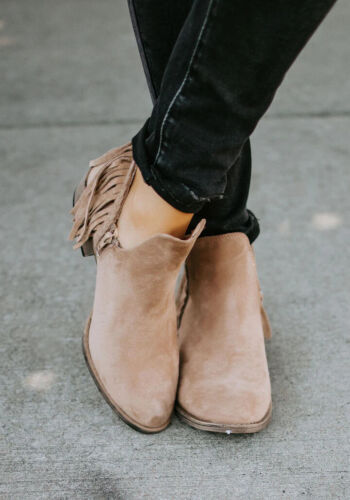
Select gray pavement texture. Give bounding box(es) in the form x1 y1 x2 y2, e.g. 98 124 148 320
0 1 349 499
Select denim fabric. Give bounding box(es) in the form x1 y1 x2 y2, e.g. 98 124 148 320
128 0 336 240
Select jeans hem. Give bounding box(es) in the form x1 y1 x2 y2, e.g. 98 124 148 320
190 209 260 243
132 130 213 213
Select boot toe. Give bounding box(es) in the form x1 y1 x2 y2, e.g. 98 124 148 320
122 397 173 431
177 379 271 427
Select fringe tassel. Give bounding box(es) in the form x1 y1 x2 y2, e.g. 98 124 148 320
69 142 136 252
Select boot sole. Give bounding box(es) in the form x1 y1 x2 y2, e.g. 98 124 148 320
175 402 272 434
82 314 171 434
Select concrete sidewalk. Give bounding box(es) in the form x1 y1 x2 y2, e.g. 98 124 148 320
0 1 349 498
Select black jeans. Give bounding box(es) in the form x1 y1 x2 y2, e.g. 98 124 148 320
128 0 336 241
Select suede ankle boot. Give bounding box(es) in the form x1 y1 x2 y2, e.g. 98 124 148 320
69 143 205 433
176 233 272 433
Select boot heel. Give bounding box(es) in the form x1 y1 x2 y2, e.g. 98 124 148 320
81 238 94 257
72 180 94 258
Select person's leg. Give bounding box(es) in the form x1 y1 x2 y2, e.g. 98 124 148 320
70 0 337 433
132 0 336 217
128 0 193 102
128 0 258 241
125 0 336 433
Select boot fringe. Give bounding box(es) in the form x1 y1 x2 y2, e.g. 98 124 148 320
69 142 136 253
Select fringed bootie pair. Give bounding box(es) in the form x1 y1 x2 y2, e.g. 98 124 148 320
70 143 271 433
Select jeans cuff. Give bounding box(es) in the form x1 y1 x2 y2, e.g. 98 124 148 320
190 209 260 243
132 123 208 213
245 210 260 243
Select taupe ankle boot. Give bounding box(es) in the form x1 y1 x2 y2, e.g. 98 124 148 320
176 233 272 433
69 143 205 433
